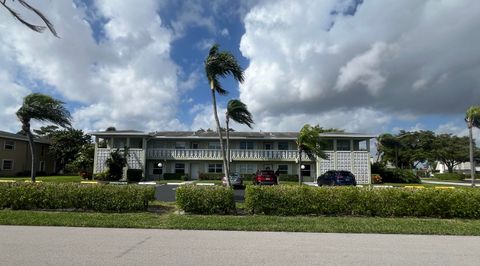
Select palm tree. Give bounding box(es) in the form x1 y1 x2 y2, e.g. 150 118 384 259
225 99 254 181
204 44 244 187
16 93 71 182
296 124 332 185
1 0 58 36
465 106 480 187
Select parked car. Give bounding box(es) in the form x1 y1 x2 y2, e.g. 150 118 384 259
253 170 278 185
317 170 357 186
222 173 243 189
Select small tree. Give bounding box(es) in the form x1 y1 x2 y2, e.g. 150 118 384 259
433 134 470 173
466 106 480 187
65 144 94 179
105 149 127 181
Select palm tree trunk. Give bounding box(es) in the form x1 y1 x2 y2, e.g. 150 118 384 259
226 115 231 176
210 85 230 187
26 130 37 182
298 147 302 185
469 125 475 187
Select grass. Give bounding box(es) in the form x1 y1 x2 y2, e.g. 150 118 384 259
0 176 82 183
2 208 480 235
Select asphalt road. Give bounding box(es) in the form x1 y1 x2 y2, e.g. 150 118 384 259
155 184 245 202
1 226 480 265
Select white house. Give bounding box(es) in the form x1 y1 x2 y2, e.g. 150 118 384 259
91 130 376 184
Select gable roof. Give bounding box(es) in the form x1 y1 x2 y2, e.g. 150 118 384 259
0 130 51 144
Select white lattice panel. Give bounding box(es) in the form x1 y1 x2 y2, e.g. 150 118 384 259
95 149 110 173
319 151 335 175
95 148 144 174
353 152 370 184
336 152 352 171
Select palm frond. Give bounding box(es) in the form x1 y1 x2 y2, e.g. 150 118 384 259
1 2 46 33
466 106 480 128
212 78 228 95
16 93 72 129
297 124 331 160
205 43 244 96
227 99 254 128
18 0 58 37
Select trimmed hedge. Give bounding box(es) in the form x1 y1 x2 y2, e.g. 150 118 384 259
433 173 466 181
127 169 143 182
176 185 235 214
163 173 184 180
245 185 480 218
198 173 223 180
0 182 155 212
278 174 299 182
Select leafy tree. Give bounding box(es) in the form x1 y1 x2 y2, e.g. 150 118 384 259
16 93 71 182
204 44 244 185
48 129 91 173
433 134 470 173
1 0 58 36
65 144 94 179
105 149 127 181
466 106 480 186
225 99 254 184
377 130 436 169
296 125 337 184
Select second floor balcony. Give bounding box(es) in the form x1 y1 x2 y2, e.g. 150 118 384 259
146 148 313 161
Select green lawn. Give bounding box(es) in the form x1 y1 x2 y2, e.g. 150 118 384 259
0 176 82 183
2 208 480 235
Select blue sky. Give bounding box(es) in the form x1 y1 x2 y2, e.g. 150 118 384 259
0 0 479 140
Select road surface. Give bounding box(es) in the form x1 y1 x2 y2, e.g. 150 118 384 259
1 226 480 265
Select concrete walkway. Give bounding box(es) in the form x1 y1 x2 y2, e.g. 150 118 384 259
1 226 480 265
421 180 477 187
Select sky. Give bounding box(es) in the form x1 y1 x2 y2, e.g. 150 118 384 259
0 0 479 140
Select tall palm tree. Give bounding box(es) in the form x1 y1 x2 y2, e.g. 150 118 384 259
16 93 71 182
465 106 480 187
204 44 244 187
296 124 332 185
1 0 58 36
226 99 254 180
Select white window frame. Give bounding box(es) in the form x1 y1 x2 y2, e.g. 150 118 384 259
278 141 289 150
238 163 255 174
2 159 14 171
277 164 288 175
175 163 185 174
175 142 186 149
240 141 254 150
208 163 223 173
208 142 221 150
4 140 15 151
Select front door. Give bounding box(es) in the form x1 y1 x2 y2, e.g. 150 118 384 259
190 163 200 180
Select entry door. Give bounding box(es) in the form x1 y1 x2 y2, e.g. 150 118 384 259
264 143 273 150
190 163 200 180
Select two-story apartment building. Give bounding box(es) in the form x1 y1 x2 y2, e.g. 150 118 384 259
0 130 55 177
91 130 375 184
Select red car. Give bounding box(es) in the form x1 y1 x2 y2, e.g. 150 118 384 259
253 170 278 185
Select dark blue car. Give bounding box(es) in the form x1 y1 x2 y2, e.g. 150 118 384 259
317 170 357 186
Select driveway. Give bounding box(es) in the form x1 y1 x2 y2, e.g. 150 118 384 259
155 184 245 202
2 226 480 265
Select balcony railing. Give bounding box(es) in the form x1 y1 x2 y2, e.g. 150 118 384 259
146 148 311 161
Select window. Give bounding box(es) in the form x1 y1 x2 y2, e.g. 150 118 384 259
336 140 351 151
97 138 108 148
208 142 221 149
153 162 163 175
277 165 288 175
240 141 254 150
353 140 367 151
175 142 186 149
321 139 334 151
130 138 143 148
175 163 185 174
2 160 13 170
264 143 272 150
191 142 199 149
149 141 166 149
4 140 15 150
113 138 127 148
238 164 255 174
301 164 311 177
39 161 45 172
208 163 223 173
278 141 289 150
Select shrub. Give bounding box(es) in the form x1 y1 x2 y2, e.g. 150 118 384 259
371 174 382 184
176 185 235 214
0 182 155 212
181 174 190 181
433 173 466 181
245 185 480 218
372 163 420 183
198 173 223 180
163 173 184 180
105 149 127 181
127 169 143 182
94 171 109 181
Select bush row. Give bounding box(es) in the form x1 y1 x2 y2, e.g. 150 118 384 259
0 183 155 212
198 173 223 180
371 163 420 183
244 185 480 218
176 185 235 214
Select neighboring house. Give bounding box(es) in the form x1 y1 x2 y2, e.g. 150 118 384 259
436 161 480 174
91 130 376 184
0 130 55 177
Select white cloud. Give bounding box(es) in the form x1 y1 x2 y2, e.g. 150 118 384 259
0 0 186 133
240 0 480 131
